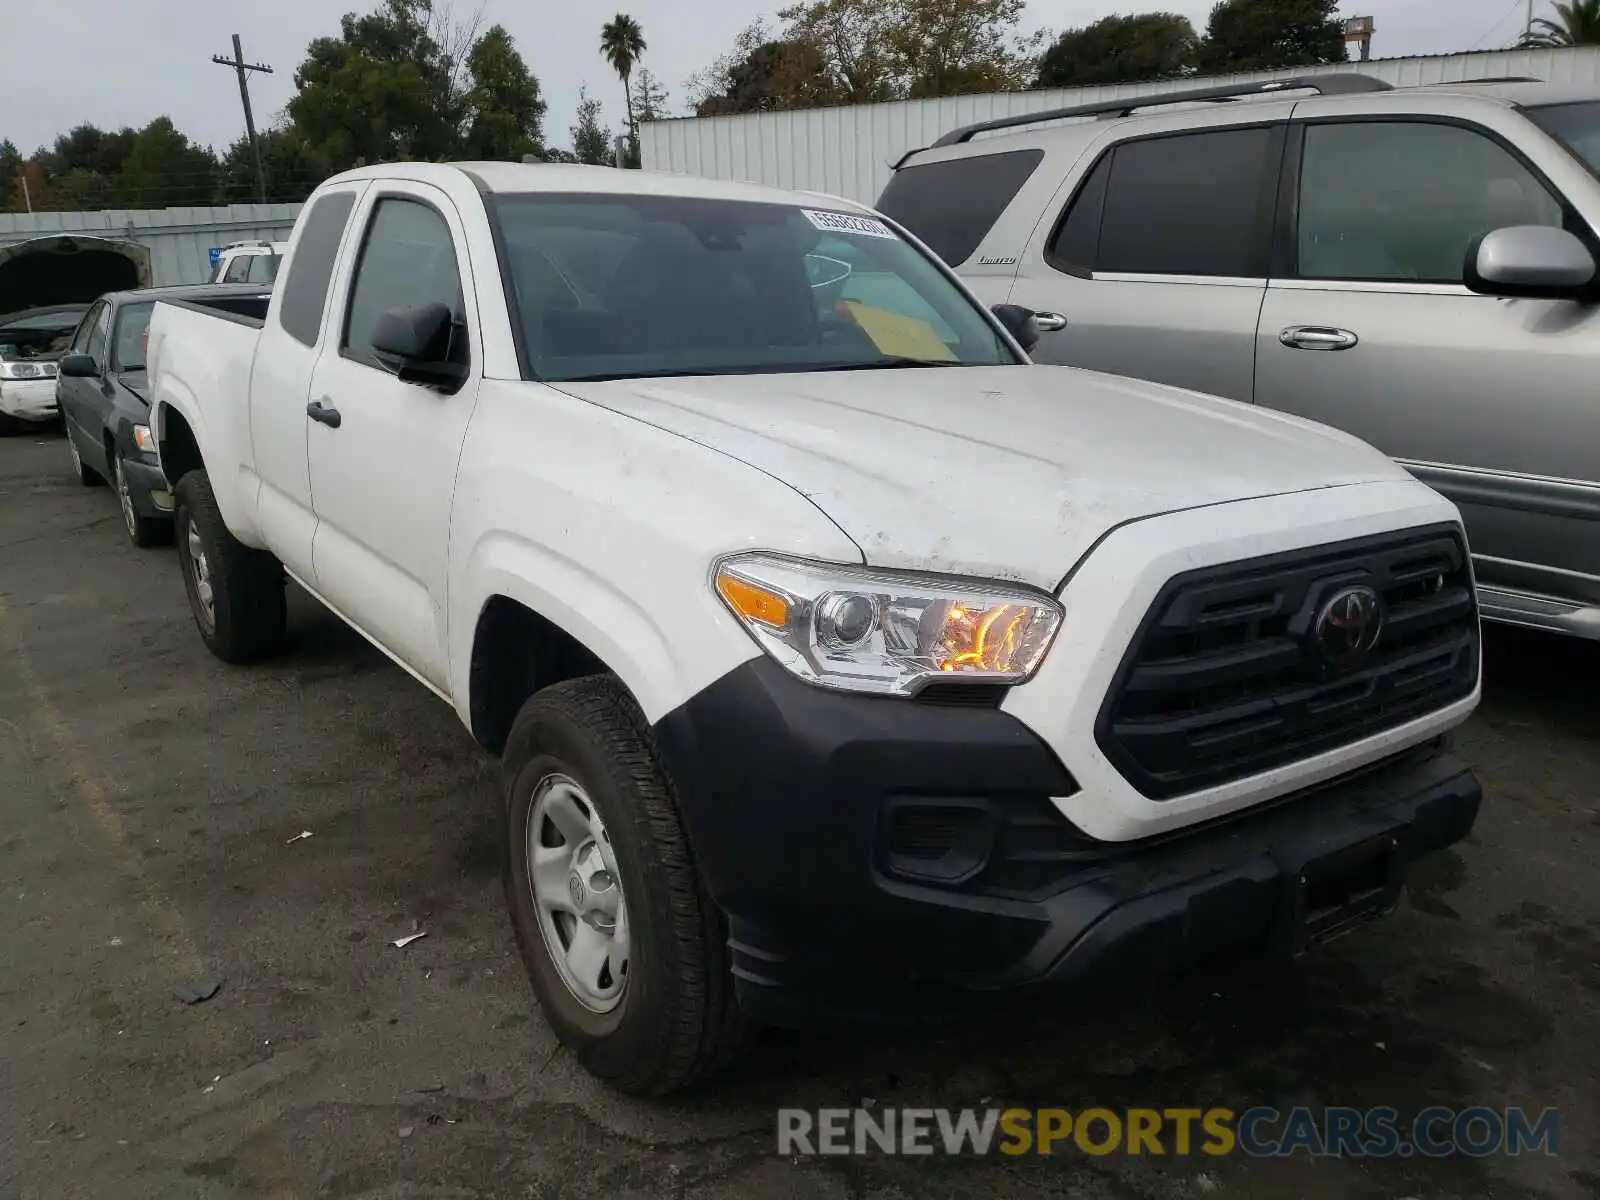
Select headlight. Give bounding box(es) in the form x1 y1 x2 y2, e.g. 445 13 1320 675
713 553 1062 696
132 424 156 453
0 362 44 380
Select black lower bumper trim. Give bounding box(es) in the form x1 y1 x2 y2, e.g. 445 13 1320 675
652 658 1480 1030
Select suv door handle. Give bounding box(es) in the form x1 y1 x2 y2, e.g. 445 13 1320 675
306 400 342 429
1033 311 1068 332
1279 325 1359 351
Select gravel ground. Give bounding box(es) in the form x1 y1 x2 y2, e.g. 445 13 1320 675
1 430 1596 1200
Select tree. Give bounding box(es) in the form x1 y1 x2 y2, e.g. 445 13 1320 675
691 0 1037 111
117 117 220 208
0 141 21 212
1519 0 1600 45
600 13 647 153
631 69 670 123
686 21 838 115
462 24 547 159
1199 0 1347 74
572 88 615 166
218 128 329 204
888 0 1041 98
1037 13 1199 88
778 0 898 102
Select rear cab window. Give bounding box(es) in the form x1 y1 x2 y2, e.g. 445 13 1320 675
877 149 1044 265
278 191 359 347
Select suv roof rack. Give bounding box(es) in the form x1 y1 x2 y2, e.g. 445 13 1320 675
926 73 1393 150
1447 75 1543 84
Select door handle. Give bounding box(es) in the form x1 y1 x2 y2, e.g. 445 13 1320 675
1033 311 1068 332
306 400 342 429
1279 325 1359 351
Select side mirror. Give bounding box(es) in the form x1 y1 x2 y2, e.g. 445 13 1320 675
990 303 1041 353
371 302 468 390
58 353 98 378
1464 225 1596 300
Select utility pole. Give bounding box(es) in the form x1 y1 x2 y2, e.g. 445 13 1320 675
212 34 273 204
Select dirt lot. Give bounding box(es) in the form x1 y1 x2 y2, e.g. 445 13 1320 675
1 431 1597 1200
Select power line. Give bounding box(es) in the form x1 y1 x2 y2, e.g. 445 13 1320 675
1469 0 1531 50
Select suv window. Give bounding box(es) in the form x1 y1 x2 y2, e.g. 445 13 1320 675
278 191 357 347
244 253 280 284
342 197 467 366
876 150 1044 266
1296 121 1564 284
1075 127 1277 277
222 254 252 283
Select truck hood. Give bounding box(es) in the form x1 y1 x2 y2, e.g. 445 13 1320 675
555 364 1409 591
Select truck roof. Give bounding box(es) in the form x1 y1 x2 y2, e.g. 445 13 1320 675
322 161 876 217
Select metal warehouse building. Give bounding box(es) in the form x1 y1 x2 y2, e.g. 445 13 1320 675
0 203 300 286
641 46 1600 204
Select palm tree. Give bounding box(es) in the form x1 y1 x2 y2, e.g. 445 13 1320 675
600 14 647 153
1519 0 1600 46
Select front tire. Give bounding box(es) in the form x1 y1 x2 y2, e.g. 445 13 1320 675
114 455 170 548
503 675 747 1096
174 470 286 663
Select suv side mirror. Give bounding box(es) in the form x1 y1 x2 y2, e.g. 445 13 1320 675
58 353 99 378
990 303 1041 353
1465 226 1596 300
371 302 468 390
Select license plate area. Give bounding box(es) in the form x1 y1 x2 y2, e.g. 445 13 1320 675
1286 834 1403 953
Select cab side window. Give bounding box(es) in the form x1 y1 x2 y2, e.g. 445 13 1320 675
1295 121 1565 284
222 255 252 283
342 197 468 368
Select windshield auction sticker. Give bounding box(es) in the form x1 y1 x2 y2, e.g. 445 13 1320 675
801 209 897 240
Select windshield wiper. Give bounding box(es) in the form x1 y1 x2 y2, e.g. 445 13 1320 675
822 357 966 370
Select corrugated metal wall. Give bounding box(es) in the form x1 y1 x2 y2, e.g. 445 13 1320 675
642 46 1600 203
0 203 302 284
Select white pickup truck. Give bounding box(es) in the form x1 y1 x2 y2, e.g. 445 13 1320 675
146 162 1484 1095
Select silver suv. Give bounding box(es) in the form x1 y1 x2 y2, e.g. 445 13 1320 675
879 74 1600 639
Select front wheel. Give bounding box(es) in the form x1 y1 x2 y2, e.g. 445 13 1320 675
503 675 748 1096
114 455 170 548
174 470 286 663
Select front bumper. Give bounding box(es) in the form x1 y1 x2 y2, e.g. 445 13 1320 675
0 378 59 421
121 454 174 516
654 657 1481 1030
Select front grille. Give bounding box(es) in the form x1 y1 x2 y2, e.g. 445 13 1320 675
1097 525 1478 799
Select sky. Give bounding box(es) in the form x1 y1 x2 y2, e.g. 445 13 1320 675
0 0 1553 158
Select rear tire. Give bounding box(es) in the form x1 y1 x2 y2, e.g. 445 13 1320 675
114 454 170 548
174 470 286 663
67 429 103 484
503 675 748 1096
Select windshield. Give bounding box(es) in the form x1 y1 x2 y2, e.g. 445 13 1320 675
1527 101 1600 177
491 193 1019 382
111 302 155 371
0 310 84 361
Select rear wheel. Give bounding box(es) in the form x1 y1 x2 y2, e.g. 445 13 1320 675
503 675 748 1096
114 454 170 548
174 470 286 663
67 429 103 485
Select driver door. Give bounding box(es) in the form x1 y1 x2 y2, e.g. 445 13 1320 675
1254 107 1600 607
304 182 481 692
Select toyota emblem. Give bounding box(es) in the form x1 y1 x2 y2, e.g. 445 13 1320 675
1313 584 1384 669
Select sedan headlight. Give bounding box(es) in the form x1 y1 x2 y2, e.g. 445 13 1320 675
132 424 156 454
0 361 44 380
713 553 1062 696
